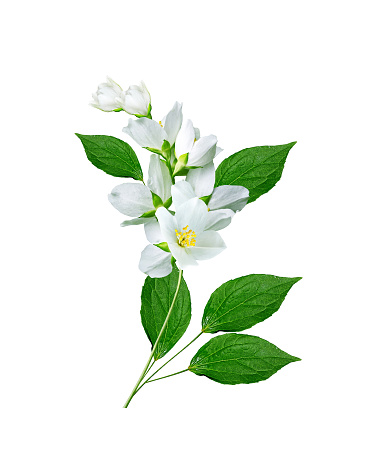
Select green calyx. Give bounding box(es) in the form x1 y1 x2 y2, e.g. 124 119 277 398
152 192 164 209
161 140 171 162
173 153 189 175
161 140 170 152
145 140 171 160
145 147 163 156
154 242 171 253
199 194 212 205
139 194 172 219
164 197 172 209
134 103 152 119
173 167 189 177
140 209 156 218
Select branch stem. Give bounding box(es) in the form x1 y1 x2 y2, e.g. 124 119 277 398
137 331 203 392
123 269 183 408
146 369 188 383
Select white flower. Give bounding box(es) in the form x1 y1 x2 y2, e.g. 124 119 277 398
139 183 231 278
108 154 172 242
138 175 235 244
140 197 226 277
173 163 249 230
173 119 221 173
186 164 250 213
90 76 124 112
138 172 249 278
116 81 151 117
139 244 174 278
122 102 183 152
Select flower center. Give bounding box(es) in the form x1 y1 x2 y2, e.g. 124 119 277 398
175 225 196 248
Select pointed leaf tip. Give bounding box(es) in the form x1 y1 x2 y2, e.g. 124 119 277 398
189 333 300 385
202 274 302 334
215 142 297 203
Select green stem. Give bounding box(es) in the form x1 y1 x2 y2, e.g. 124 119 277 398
143 359 155 378
123 269 183 408
146 369 188 383
137 331 203 392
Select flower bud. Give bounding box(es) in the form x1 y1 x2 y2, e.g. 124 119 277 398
90 77 124 112
117 81 152 118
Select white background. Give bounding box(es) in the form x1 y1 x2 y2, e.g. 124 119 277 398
1 0 369 464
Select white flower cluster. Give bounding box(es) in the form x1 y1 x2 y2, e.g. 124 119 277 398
91 77 151 117
91 78 249 278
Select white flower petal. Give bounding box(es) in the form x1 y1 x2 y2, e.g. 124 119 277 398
187 135 217 167
169 242 198 269
122 118 166 150
190 230 226 260
175 119 195 158
108 183 153 217
144 218 164 243
120 217 152 227
186 162 215 198
90 76 123 111
163 102 183 146
147 154 172 202
155 207 178 244
208 185 250 212
175 197 208 236
215 146 223 157
171 180 196 210
122 81 151 116
139 244 172 278
205 209 235 231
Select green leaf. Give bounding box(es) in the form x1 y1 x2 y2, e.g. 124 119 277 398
202 274 301 333
215 142 296 203
141 266 191 360
189 333 300 385
75 134 143 180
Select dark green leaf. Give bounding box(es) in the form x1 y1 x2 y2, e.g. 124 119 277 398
202 274 301 333
141 266 191 360
75 134 143 180
215 142 296 203
189 333 300 385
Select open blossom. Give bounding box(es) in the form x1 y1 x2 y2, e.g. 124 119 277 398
138 172 249 278
122 102 183 151
116 81 151 117
90 76 123 112
139 196 227 278
108 155 172 242
122 104 221 172
173 119 220 172
185 164 250 213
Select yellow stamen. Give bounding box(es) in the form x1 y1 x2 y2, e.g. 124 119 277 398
159 120 163 127
176 225 197 247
